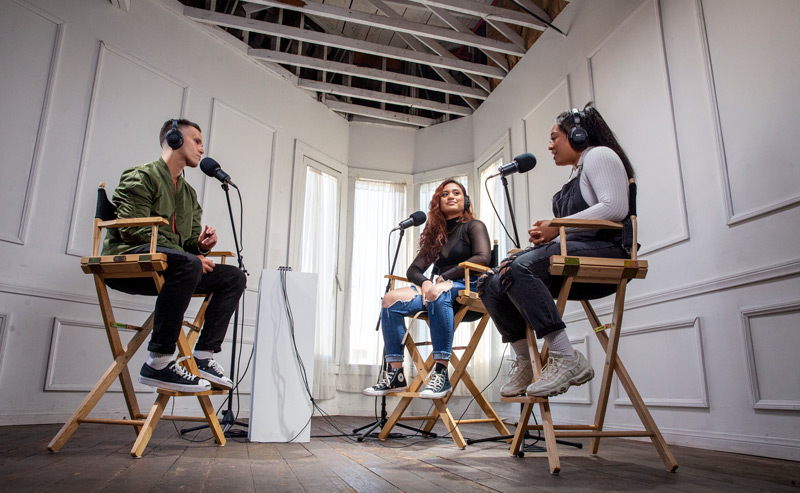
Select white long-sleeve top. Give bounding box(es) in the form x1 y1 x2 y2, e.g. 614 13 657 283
564 146 629 222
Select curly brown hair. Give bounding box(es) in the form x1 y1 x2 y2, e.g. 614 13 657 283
418 179 475 264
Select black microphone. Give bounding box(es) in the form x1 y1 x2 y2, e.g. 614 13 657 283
200 157 237 188
393 211 426 231
489 153 537 179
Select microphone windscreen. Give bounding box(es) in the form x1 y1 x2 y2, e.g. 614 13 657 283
410 210 427 226
514 153 537 173
199 157 220 177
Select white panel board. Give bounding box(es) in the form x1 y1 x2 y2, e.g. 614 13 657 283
588 0 688 253
613 318 708 408
522 79 573 228
249 269 316 443
0 0 61 244
742 303 800 410
202 100 275 291
701 0 800 222
67 43 187 256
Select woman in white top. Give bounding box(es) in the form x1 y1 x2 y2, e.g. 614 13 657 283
478 104 635 398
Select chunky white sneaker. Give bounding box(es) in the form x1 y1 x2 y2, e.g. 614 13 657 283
500 355 534 397
526 350 594 397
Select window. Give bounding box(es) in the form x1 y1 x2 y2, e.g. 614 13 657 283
346 179 407 365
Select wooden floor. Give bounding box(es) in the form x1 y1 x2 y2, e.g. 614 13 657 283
1 416 798 492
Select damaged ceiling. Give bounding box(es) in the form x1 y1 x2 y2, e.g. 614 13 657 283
177 0 569 128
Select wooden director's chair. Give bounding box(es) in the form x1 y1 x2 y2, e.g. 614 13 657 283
502 180 678 474
48 183 231 458
378 243 511 449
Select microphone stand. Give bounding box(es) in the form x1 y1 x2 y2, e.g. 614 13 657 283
352 227 436 441
181 181 248 436
501 175 521 248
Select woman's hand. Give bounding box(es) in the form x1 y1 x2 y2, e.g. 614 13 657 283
528 219 558 245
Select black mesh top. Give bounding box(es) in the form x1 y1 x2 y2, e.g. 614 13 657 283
406 218 491 286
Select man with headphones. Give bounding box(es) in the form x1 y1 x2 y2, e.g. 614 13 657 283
103 119 247 393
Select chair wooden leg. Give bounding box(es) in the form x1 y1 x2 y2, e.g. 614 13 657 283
509 401 534 456
47 315 152 452
539 400 561 475
378 396 414 440
431 398 466 449
583 301 678 472
131 392 170 458
197 394 226 446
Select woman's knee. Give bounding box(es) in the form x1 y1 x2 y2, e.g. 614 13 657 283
382 288 416 308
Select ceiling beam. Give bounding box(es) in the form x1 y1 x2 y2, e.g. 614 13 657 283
325 100 436 127
249 49 488 100
299 79 472 117
245 0 525 56
412 0 548 31
184 7 506 79
425 4 509 71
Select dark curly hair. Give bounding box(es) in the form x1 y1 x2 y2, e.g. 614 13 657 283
555 103 634 179
418 179 475 264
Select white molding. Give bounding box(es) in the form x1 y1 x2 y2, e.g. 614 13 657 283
204 97 277 293
562 258 800 323
696 0 800 226
0 312 8 380
613 317 709 408
44 316 254 393
0 2 64 245
65 41 189 257
740 301 800 411
586 0 691 256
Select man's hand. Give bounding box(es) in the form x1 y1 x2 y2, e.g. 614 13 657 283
529 219 558 245
197 255 215 274
198 225 218 251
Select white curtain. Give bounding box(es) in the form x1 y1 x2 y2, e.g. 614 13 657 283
301 166 339 400
337 179 407 392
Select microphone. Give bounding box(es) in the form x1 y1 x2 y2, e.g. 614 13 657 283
200 157 237 188
489 153 537 179
393 211 426 231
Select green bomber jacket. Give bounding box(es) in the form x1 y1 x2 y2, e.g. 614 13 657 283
102 158 205 256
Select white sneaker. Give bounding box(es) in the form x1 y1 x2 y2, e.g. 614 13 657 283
500 355 534 397
526 350 594 397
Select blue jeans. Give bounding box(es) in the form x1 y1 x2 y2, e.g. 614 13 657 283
480 240 626 342
381 279 477 363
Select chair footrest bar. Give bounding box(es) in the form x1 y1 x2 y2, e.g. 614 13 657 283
455 418 498 424
78 418 146 426
159 415 215 423
398 415 436 421
156 389 227 396
546 430 654 438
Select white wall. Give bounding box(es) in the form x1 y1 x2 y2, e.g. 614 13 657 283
0 0 348 422
1 0 798 462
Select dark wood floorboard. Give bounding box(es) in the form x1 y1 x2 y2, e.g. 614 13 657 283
0 418 797 492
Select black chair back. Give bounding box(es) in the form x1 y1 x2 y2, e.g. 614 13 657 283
96 186 117 221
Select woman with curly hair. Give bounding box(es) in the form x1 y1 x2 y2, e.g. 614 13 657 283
363 179 491 399
479 104 635 398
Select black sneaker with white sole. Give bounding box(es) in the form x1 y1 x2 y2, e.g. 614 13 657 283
195 358 233 390
363 366 408 396
139 359 211 392
419 365 452 399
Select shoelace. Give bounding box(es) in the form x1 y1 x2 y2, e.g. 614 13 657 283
206 358 225 375
171 356 199 382
507 358 520 377
426 371 446 391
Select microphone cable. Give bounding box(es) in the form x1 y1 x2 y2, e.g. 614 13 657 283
484 176 520 249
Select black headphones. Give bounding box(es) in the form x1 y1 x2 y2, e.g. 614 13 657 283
464 192 471 212
165 119 183 150
568 108 589 150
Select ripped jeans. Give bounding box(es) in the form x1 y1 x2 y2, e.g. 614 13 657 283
381 279 476 363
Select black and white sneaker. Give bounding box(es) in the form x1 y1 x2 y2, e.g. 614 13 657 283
195 358 233 390
363 366 408 396
139 358 211 392
419 365 452 399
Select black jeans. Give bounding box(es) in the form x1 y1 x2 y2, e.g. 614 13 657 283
480 240 626 342
105 246 247 354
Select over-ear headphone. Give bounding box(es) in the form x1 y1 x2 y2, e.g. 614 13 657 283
165 119 183 150
568 108 589 149
464 192 471 212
